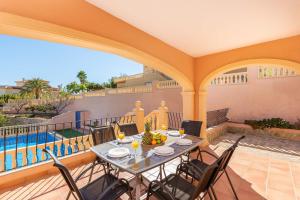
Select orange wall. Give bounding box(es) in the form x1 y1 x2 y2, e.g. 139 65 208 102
0 0 194 87
195 35 300 119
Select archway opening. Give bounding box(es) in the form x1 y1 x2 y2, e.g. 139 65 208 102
198 59 300 141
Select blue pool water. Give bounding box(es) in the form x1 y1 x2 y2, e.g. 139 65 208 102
0 132 59 151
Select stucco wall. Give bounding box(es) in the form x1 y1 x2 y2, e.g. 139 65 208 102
67 87 182 120
207 67 300 123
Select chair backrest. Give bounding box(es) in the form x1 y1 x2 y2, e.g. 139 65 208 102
181 120 202 137
43 149 84 200
91 126 116 145
192 162 219 199
221 135 245 169
217 135 245 172
117 123 139 136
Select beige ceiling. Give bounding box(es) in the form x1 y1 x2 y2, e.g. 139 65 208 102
86 0 300 57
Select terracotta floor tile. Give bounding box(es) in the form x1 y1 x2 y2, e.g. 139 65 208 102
267 188 296 200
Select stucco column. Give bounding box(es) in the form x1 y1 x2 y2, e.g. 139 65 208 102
181 91 195 120
158 100 169 129
198 89 209 145
133 101 144 133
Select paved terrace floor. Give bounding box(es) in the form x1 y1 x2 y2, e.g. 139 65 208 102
0 133 299 200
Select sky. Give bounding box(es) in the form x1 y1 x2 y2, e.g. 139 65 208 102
0 34 143 87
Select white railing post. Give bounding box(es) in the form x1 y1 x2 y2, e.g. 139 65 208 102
158 100 169 129
133 101 144 133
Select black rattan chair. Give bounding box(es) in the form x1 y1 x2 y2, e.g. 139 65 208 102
179 135 245 200
181 120 202 137
117 123 139 136
43 149 132 200
146 161 219 200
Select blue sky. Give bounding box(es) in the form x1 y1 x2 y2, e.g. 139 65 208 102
0 34 143 87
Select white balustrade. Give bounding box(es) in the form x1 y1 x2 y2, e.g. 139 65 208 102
210 72 248 85
258 66 298 79
157 80 180 89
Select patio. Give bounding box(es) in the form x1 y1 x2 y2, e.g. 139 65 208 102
0 132 298 200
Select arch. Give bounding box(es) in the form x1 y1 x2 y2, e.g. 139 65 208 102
197 58 300 143
0 12 194 92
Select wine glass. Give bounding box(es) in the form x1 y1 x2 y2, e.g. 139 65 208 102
179 128 185 138
118 132 125 145
131 140 139 157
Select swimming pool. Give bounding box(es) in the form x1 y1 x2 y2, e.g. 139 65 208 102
0 132 59 151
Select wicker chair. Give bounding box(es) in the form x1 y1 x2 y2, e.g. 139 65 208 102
146 160 219 200
178 135 245 200
43 149 132 200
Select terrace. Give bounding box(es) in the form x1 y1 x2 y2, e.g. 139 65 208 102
0 0 300 200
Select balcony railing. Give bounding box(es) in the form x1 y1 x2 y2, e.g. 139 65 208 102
0 115 135 173
258 66 298 79
210 72 248 85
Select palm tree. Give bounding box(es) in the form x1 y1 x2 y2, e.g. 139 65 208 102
77 70 87 84
21 78 50 99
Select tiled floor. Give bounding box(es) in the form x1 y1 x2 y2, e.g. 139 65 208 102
0 133 299 200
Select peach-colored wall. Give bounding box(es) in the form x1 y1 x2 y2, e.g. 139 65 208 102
207 67 300 123
67 88 182 120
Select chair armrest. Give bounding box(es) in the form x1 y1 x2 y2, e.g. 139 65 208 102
177 162 205 175
197 149 218 160
74 161 107 182
148 180 176 200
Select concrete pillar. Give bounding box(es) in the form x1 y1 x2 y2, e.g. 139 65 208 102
158 100 168 129
133 101 144 133
181 90 195 120
198 89 209 146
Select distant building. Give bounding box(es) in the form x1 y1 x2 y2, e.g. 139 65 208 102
0 85 21 95
113 66 172 88
0 78 59 95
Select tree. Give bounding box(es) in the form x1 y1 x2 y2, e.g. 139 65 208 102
9 96 30 114
49 92 74 114
86 82 104 91
21 78 50 99
77 70 88 84
102 78 117 88
66 81 81 94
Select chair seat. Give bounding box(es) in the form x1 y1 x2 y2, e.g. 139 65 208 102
180 159 209 180
80 174 129 200
150 174 196 200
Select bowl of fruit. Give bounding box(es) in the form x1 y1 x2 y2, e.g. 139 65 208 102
142 121 167 146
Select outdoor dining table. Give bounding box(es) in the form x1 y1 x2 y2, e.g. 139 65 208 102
90 131 203 200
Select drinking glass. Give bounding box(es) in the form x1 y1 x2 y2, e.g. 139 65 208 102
118 132 125 144
131 140 139 157
179 128 185 138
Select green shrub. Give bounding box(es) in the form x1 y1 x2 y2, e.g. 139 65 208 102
0 114 8 127
245 118 295 129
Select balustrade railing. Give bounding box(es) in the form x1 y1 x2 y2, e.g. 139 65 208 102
0 115 135 173
258 66 298 79
157 80 180 89
144 110 159 130
210 72 248 85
